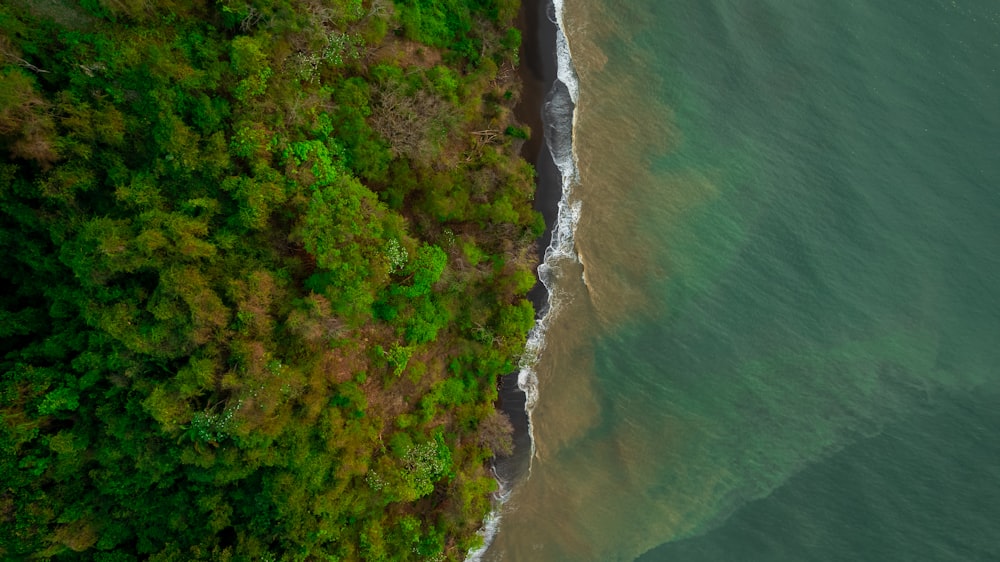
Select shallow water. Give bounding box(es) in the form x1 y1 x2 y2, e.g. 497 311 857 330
485 0 1000 560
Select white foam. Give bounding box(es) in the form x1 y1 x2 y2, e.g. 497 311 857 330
520 0 581 459
552 0 580 105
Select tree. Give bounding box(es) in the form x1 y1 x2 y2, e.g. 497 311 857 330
0 68 57 165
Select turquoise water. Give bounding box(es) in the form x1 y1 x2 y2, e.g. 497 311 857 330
484 0 1000 560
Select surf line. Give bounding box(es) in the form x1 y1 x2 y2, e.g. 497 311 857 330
519 0 581 458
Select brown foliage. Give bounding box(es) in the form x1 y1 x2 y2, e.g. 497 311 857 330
285 293 344 347
0 67 58 165
477 409 514 456
371 36 442 69
230 270 284 338
370 80 454 161
49 518 99 553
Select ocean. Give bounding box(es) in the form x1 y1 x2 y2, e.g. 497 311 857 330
478 0 1000 560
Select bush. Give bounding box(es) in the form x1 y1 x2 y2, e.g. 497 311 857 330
504 125 529 140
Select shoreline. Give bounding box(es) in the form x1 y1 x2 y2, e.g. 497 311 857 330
470 0 571 557
496 0 562 484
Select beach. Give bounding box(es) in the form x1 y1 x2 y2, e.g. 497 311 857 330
495 0 562 485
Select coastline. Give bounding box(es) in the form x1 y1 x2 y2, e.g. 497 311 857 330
496 0 562 485
466 0 564 558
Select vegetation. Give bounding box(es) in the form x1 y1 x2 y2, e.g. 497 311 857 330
0 0 537 559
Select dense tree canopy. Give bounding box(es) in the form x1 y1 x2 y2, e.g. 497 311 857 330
0 0 538 559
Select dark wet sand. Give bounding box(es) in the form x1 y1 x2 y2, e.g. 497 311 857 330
496 0 561 482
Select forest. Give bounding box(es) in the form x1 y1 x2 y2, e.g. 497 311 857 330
0 0 539 559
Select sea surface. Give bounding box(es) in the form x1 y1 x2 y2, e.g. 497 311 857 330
480 0 1000 560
